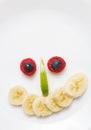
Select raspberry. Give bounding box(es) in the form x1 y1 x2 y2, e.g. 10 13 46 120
47 56 66 73
20 58 36 76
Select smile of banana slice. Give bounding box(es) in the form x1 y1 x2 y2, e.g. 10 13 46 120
45 94 63 112
22 94 39 115
33 97 52 117
8 86 28 106
53 87 73 107
8 73 88 117
64 73 88 98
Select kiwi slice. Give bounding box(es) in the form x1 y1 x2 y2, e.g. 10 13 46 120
40 59 49 97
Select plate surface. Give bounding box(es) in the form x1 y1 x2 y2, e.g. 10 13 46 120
0 0 91 130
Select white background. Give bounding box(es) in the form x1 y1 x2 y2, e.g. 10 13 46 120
0 0 91 130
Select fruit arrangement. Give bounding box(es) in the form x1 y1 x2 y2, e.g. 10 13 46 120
8 73 87 117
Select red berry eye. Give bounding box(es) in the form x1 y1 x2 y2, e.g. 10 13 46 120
20 58 36 76
47 56 66 73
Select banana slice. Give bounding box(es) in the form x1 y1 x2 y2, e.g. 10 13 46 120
8 86 27 106
45 94 63 112
22 94 39 116
53 87 73 107
65 73 88 98
33 97 52 117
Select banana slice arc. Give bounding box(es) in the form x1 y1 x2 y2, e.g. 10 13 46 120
53 87 73 107
33 97 52 117
22 94 39 116
8 86 27 106
65 73 88 98
8 73 88 117
45 94 63 112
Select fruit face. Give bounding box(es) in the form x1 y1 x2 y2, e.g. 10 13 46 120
47 56 66 73
20 58 36 76
9 55 87 118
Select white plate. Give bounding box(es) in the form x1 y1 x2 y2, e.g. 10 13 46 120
0 0 91 130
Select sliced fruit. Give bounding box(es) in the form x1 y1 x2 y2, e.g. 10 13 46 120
65 73 88 98
8 86 27 106
47 56 66 73
40 59 49 97
33 97 52 117
22 94 39 115
53 87 73 107
20 58 36 76
45 94 63 112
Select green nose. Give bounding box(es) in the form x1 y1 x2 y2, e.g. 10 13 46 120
40 59 49 97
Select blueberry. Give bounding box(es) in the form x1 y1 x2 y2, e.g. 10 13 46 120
51 59 62 70
24 62 34 72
